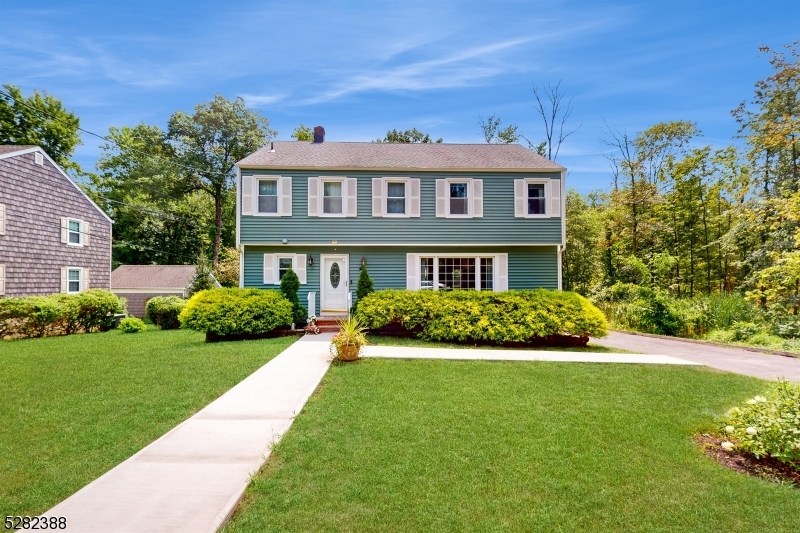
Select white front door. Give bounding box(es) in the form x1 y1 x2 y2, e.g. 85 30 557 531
321 255 349 312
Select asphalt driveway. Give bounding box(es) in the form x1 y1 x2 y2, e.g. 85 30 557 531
591 331 800 382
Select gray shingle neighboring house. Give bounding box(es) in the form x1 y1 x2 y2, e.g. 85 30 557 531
110 265 220 317
0 145 112 297
235 137 566 317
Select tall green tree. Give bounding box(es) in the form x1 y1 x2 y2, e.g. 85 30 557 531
291 124 314 141
374 128 442 143
168 95 276 264
562 189 603 294
478 114 520 144
0 84 81 172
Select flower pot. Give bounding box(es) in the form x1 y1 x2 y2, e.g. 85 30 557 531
338 344 360 362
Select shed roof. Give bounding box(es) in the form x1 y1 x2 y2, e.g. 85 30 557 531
111 265 198 289
237 141 565 172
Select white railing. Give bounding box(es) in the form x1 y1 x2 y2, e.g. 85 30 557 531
307 292 316 319
347 291 352 319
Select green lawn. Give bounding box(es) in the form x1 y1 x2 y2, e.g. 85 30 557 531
367 334 637 353
225 360 800 533
0 327 296 517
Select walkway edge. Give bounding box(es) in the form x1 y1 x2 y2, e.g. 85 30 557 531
608 329 799 359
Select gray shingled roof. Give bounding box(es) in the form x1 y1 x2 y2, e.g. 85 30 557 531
0 145 38 155
237 141 564 171
111 265 198 289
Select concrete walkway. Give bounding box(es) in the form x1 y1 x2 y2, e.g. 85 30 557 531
47 333 334 533
590 331 800 382
362 345 700 365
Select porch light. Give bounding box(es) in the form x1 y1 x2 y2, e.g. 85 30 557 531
360 257 367 270
307 255 314 267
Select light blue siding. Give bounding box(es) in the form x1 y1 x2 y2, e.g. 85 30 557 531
240 170 562 246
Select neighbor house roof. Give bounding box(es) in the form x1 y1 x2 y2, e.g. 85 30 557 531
111 265 199 290
236 141 565 172
0 144 38 155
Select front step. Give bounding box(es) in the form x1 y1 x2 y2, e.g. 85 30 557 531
311 315 348 333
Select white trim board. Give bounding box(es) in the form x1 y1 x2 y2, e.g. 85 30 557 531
241 242 564 247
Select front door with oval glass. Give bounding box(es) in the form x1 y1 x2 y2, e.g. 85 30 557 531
321 255 349 312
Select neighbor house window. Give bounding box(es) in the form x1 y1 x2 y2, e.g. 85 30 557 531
386 182 406 214
67 268 82 293
258 179 278 213
68 219 82 245
449 182 469 215
419 256 493 291
528 183 546 215
323 181 343 214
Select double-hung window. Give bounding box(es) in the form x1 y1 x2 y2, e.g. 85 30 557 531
68 219 81 244
61 217 88 246
528 183 546 215
258 179 278 214
278 256 294 280
386 182 406 215
67 268 82 293
323 181 343 215
449 182 469 215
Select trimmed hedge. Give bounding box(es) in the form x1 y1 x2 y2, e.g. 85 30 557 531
354 289 607 345
119 317 146 333
0 290 126 339
179 288 293 341
146 296 187 330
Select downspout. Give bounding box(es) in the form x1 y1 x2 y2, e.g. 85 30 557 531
236 166 244 288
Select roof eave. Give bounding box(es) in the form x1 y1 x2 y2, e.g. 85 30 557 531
235 163 566 172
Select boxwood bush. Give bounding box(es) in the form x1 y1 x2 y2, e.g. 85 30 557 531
354 289 607 345
119 316 146 333
721 380 800 470
0 290 125 339
179 288 293 341
146 296 187 330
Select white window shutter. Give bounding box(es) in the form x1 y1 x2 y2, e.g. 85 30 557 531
435 179 446 217
308 178 320 217
550 180 561 217
279 177 292 216
295 254 307 284
83 269 90 291
472 179 483 218
60 217 68 243
0 265 5 296
514 180 525 217
346 178 358 217
496 254 509 292
372 178 384 217
241 176 254 216
60 268 68 293
0 204 5 235
263 253 276 285
83 221 90 246
406 254 418 290
409 179 421 217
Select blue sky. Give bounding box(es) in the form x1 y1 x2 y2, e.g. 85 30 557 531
1 0 797 193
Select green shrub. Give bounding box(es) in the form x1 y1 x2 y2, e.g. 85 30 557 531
772 316 800 339
0 296 65 338
119 317 146 333
353 266 375 312
70 289 126 332
703 292 762 330
146 296 187 330
721 380 800 469
705 329 737 344
179 288 293 338
354 289 607 344
731 321 763 341
279 268 307 326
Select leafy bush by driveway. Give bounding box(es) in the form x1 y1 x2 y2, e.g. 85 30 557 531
146 296 187 330
354 289 607 345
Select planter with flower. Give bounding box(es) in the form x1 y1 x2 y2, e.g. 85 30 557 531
330 316 368 362
306 315 320 335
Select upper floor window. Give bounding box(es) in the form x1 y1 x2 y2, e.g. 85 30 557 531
323 181 343 214
514 178 560 218
386 182 406 214
528 183 546 215
449 183 469 215
436 179 483 218
61 217 88 246
258 179 278 213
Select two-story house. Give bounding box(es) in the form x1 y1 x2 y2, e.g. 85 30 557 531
235 132 565 317
0 145 112 297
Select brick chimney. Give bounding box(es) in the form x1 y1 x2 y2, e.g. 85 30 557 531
313 126 325 143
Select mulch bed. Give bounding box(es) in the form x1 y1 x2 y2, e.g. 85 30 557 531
694 434 800 486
